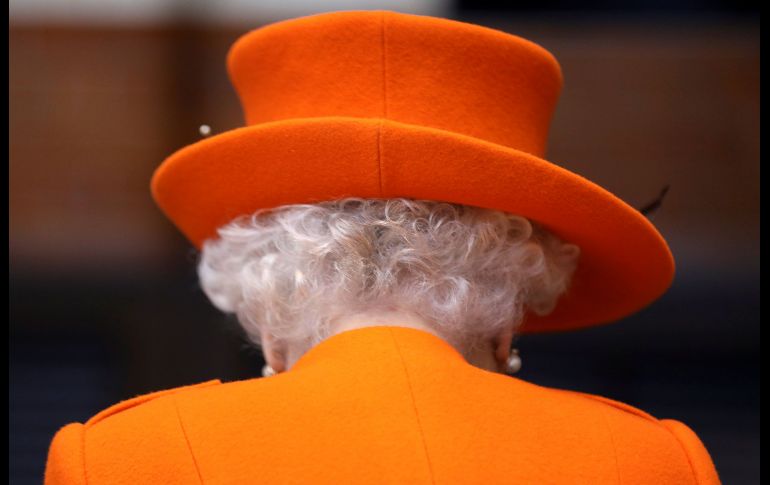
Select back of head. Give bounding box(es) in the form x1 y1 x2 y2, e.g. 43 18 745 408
197 197 580 360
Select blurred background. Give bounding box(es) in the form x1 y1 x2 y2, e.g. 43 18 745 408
9 0 759 483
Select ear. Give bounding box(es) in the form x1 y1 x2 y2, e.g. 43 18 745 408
260 331 287 373
494 323 516 370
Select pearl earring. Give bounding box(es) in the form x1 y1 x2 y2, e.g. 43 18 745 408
262 363 276 377
506 348 522 375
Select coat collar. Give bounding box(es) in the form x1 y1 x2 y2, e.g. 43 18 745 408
288 325 471 373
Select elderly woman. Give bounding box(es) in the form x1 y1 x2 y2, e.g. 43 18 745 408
45 10 720 485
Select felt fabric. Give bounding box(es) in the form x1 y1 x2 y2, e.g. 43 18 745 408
44 326 721 484
150 10 675 333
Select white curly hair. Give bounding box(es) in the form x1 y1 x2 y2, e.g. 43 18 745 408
197 197 580 361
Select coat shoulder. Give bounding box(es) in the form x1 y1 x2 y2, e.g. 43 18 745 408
45 379 223 485
542 386 721 484
84 378 222 427
551 387 658 422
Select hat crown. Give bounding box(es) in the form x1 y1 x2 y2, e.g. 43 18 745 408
227 10 563 158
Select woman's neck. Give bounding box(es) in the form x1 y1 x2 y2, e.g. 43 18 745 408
326 311 502 373
330 311 443 338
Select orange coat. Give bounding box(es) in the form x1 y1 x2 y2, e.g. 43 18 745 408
44 325 721 484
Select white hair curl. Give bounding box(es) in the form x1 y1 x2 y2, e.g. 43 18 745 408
197 197 580 360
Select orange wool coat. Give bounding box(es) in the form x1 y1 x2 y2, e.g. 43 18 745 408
44 325 721 484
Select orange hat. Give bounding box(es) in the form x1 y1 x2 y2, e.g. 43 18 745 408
150 10 674 334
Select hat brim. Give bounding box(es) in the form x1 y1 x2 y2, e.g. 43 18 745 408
151 116 674 333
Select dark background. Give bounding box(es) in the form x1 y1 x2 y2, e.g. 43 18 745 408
9 1 759 483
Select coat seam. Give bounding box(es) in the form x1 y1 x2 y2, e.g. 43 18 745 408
81 423 90 485
597 405 623 485
388 327 436 485
172 395 205 485
661 420 701 485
